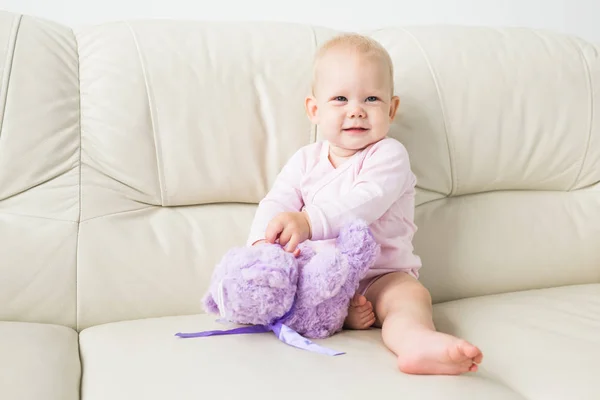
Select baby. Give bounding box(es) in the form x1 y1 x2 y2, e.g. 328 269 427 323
247 33 483 375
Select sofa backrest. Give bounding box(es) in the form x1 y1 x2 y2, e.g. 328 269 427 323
75 20 338 330
0 12 79 328
0 11 598 330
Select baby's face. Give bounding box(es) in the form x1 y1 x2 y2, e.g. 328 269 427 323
306 51 399 155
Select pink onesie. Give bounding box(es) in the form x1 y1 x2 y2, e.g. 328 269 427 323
247 137 422 294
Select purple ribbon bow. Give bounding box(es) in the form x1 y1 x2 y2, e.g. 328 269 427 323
175 313 344 356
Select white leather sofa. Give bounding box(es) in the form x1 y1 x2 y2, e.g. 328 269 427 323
1 9 599 400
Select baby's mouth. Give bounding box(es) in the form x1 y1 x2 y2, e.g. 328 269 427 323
343 127 369 134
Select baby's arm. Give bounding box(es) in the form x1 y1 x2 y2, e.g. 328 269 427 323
246 148 306 246
304 139 413 240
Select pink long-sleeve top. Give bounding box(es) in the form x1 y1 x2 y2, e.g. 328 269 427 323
247 137 422 280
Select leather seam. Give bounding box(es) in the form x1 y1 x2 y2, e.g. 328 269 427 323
80 206 156 223
0 211 77 223
569 38 594 191
310 26 318 144
0 166 76 202
74 26 82 333
0 14 21 141
126 22 167 206
399 27 456 196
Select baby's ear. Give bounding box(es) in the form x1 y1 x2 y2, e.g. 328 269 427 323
202 292 219 314
305 95 319 123
389 95 400 121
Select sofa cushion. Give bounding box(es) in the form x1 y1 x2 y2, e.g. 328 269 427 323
79 314 523 400
433 284 600 400
0 322 80 400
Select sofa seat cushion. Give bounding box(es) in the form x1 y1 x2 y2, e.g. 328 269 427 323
0 322 80 400
433 284 600 400
79 315 523 400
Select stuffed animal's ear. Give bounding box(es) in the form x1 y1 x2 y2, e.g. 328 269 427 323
202 291 220 314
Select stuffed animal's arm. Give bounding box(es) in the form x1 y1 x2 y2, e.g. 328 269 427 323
296 248 350 305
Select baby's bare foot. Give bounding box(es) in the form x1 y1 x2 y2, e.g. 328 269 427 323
393 328 483 375
344 294 376 330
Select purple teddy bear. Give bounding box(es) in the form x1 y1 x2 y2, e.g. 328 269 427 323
201 219 380 339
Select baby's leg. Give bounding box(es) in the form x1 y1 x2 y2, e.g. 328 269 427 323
365 272 483 375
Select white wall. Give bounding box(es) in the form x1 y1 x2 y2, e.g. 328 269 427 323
2 0 599 43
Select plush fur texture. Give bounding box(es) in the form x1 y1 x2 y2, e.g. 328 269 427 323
203 245 298 326
202 219 380 338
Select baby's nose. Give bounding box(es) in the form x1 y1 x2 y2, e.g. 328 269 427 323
347 105 366 118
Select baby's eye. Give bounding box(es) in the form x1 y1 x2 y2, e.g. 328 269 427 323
333 96 347 102
366 96 379 102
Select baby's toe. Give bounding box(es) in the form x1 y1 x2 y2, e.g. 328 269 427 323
355 301 372 314
351 294 367 307
461 342 483 360
362 311 376 326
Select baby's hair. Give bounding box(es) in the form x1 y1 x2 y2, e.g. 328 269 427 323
311 33 395 96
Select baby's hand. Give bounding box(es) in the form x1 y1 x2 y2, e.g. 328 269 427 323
252 237 301 257
265 212 311 254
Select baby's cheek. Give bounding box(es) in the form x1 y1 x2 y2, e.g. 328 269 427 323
373 117 391 134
